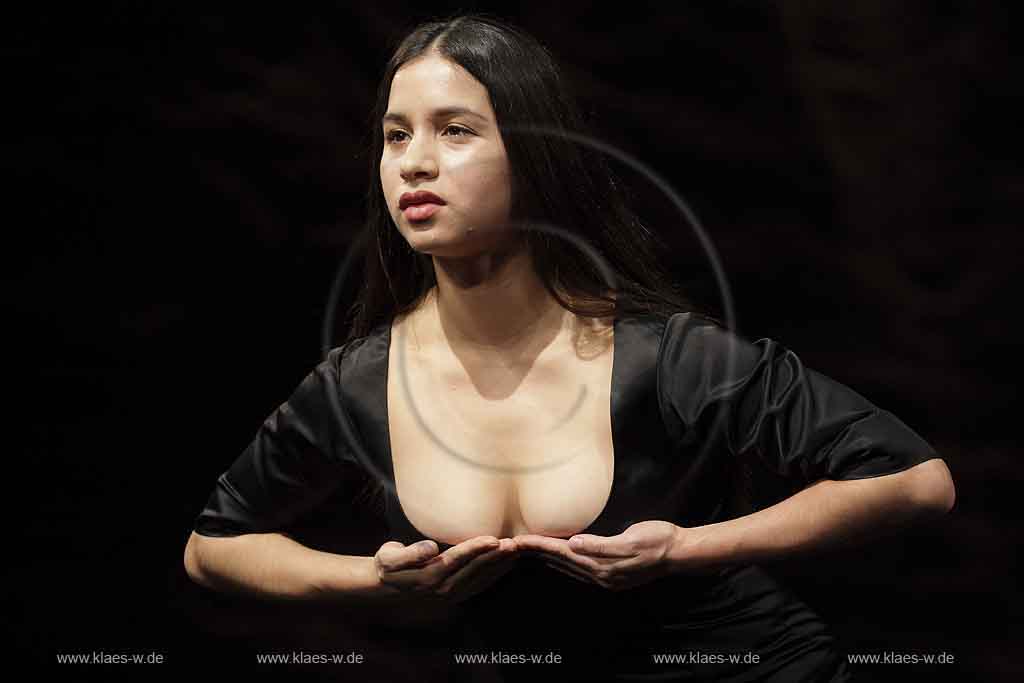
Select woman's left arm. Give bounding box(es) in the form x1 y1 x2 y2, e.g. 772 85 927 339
515 459 954 590
517 316 957 589
671 457 955 572
656 314 956 569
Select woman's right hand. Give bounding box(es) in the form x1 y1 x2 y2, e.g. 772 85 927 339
373 535 521 605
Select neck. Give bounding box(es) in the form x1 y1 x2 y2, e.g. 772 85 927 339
426 242 566 356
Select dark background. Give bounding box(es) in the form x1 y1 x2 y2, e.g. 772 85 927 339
8 2 1020 681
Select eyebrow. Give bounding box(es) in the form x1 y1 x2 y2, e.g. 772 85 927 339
382 106 487 125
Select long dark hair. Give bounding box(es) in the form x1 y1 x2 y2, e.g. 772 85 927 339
342 12 723 515
341 11 721 345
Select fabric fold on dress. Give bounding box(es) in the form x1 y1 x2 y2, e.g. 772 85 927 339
191 310 942 682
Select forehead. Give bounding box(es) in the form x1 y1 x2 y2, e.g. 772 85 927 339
387 55 491 114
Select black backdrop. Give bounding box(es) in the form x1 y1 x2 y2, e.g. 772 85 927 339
8 3 1020 681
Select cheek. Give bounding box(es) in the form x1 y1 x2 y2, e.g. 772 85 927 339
451 158 512 213
379 164 400 213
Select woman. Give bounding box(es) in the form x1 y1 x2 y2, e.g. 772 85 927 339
184 13 955 682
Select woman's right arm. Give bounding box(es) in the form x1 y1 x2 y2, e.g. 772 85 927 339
184 530 524 628
184 344 407 606
185 345 523 615
184 530 403 605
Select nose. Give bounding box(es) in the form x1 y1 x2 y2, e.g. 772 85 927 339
399 135 439 181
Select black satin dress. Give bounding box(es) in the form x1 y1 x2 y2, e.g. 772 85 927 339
193 311 942 682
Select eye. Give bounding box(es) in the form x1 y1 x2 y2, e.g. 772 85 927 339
384 125 473 144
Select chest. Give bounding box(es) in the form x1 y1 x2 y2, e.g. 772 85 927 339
386 329 616 544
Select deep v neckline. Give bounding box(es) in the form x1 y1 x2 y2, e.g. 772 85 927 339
379 313 621 544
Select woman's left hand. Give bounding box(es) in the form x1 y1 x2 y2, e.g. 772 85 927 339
512 520 696 591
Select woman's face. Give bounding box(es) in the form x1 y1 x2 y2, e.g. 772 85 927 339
380 53 514 258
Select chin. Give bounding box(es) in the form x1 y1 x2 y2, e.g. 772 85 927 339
411 242 481 260
406 228 489 258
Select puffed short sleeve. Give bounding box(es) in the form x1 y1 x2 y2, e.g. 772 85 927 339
658 313 941 500
192 344 362 537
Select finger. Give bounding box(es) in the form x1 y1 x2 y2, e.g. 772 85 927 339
512 535 605 572
511 534 566 553
421 536 505 582
511 535 579 560
382 536 495 573
514 533 625 560
379 537 503 589
375 544 446 590
439 544 521 599
435 536 501 568
378 540 441 572
443 539 518 579
404 540 442 565
568 534 638 559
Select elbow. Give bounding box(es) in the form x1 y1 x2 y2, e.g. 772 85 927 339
908 458 956 516
183 532 208 586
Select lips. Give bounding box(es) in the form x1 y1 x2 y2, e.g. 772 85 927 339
403 203 441 222
399 190 446 210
